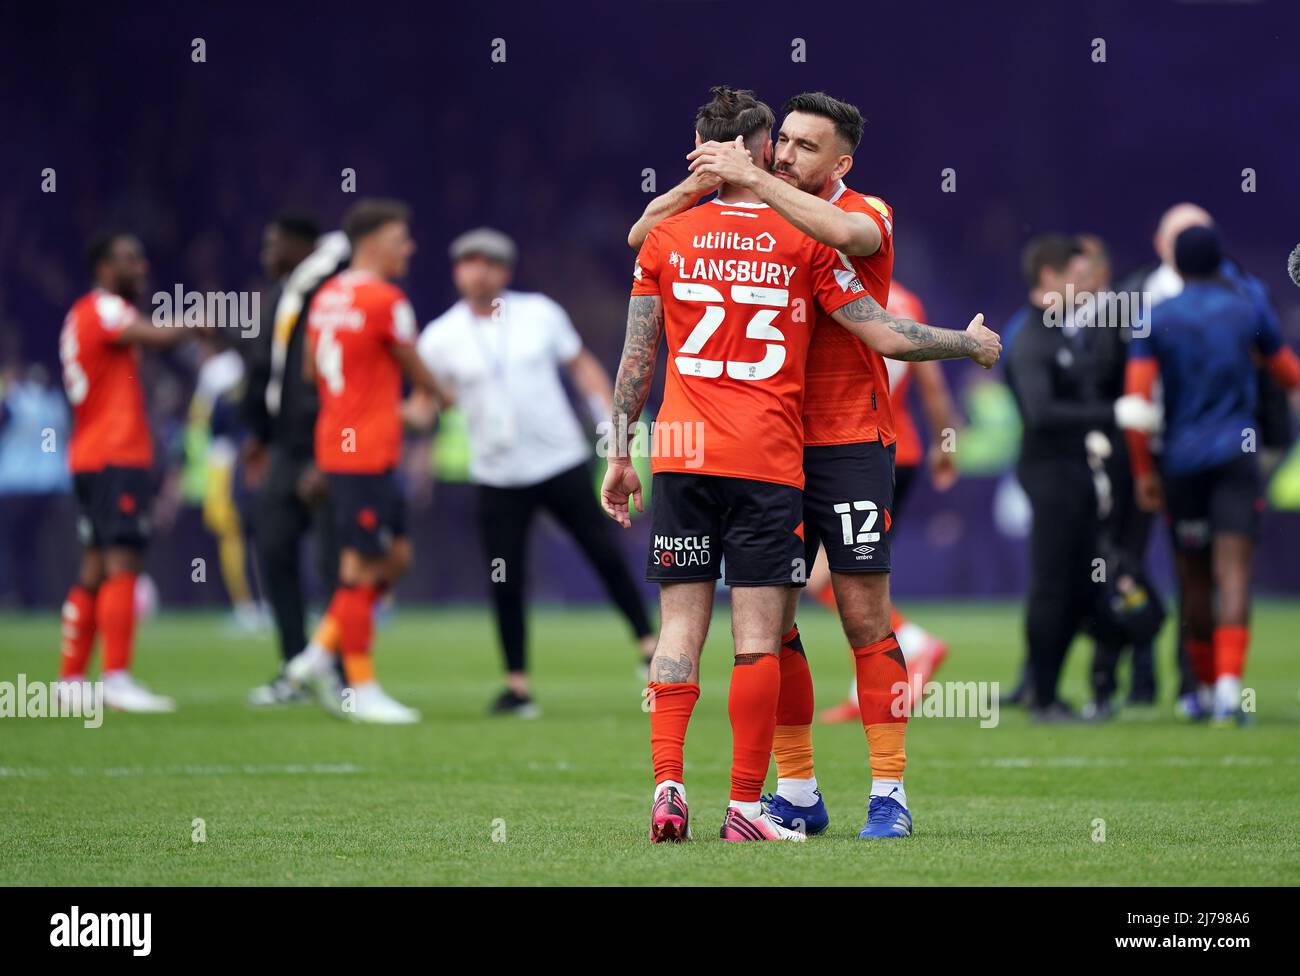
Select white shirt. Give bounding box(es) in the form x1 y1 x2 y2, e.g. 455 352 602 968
1144 263 1184 307
417 290 590 488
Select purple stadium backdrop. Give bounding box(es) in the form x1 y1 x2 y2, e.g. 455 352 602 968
2 0 1298 606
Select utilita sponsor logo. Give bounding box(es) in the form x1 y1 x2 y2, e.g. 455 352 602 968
50 906 152 956
690 231 776 252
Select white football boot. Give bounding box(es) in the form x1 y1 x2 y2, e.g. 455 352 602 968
102 671 176 713
349 683 420 724
285 644 345 713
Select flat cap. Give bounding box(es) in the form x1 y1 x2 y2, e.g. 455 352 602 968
449 227 517 266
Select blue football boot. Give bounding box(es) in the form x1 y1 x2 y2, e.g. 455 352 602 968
858 791 912 839
762 789 830 836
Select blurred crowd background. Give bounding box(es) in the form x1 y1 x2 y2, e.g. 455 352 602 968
2 0 1298 611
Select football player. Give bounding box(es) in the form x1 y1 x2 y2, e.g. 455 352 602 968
285 199 440 724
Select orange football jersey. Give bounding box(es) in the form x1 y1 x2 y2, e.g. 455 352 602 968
801 183 895 446
59 290 153 473
885 281 926 467
632 198 861 489
307 270 416 473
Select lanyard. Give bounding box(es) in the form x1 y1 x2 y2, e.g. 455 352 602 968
468 302 509 384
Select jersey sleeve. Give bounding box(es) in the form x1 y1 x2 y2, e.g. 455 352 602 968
841 194 894 257
809 241 864 316
631 227 663 296
386 295 417 346
94 292 141 339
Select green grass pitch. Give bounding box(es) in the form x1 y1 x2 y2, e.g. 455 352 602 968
2 600 1298 886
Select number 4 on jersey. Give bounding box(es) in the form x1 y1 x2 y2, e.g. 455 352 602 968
316 327 345 395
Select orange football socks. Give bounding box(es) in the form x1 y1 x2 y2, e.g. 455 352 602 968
98 572 137 674
309 611 342 654
1187 637 1214 686
854 632 908 782
1214 625 1248 679
773 626 815 784
648 681 700 785
331 585 377 686
59 584 98 678
728 653 781 803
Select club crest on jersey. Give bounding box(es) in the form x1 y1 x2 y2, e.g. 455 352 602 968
690 231 775 252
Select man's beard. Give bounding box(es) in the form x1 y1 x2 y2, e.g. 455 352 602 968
775 167 822 195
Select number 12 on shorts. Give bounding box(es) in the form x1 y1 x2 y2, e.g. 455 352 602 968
835 500 880 545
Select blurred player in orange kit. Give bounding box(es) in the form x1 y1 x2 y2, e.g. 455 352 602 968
285 199 441 724
56 232 196 712
817 280 959 723
612 87 999 843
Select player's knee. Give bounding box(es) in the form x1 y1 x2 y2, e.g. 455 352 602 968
104 546 141 577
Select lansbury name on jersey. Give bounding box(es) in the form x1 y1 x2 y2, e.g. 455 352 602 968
672 255 798 288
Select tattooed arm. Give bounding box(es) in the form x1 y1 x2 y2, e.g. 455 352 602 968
830 294 1001 367
600 294 664 527
610 295 665 449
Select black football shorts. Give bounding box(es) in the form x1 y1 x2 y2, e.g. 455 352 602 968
74 466 154 550
646 472 804 587
327 469 407 556
1164 454 1262 552
802 440 896 574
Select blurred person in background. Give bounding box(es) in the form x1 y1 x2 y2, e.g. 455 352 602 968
1074 234 1160 715
190 331 264 632
0 335 71 607
1125 225 1300 725
815 280 961 723
1003 234 1160 721
239 212 347 706
287 198 439 724
1118 203 1293 717
413 227 656 718
56 232 200 712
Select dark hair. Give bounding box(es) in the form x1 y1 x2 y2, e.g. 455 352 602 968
341 198 410 246
1021 233 1083 289
1174 225 1223 279
695 86 775 147
1076 232 1110 267
86 230 133 274
783 91 865 152
272 210 322 244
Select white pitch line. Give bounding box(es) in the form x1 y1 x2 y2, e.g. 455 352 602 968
924 756 1299 769
0 763 364 778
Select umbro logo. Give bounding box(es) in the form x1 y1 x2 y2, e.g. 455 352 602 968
853 545 875 557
